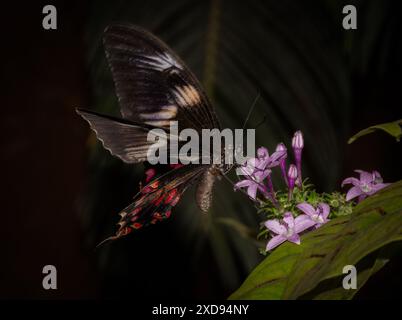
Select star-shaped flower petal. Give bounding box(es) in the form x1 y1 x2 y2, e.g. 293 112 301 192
296 202 330 228
264 212 315 251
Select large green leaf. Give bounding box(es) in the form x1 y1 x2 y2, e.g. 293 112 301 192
348 119 402 143
309 257 389 299
229 180 402 300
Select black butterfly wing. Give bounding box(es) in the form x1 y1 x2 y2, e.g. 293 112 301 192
76 108 169 163
103 23 220 132
101 164 206 243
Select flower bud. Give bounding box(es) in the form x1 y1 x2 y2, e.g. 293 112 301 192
288 164 298 180
292 130 304 150
276 143 288 186
292 131 303 187
287 164 298 200
276 143 287 153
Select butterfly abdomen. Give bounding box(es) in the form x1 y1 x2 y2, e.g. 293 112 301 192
196 166 221 213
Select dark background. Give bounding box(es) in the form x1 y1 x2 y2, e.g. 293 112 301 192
0 0 401 299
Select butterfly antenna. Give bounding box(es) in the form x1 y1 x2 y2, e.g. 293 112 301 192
225 93 261 174
255 113 268 130
242 92 261 130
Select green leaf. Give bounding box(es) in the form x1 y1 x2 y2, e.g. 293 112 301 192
310 257 388 300
229 180 402 300
348 119 402 143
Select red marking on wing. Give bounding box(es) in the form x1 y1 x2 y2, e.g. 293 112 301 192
142 180 160 194
171 193 181 206
132 222 142 229
145 168 156 183
170 164 185 169
164 188 178 204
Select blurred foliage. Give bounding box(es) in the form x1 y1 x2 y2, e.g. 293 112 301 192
78 0 400 298
229 180 402 300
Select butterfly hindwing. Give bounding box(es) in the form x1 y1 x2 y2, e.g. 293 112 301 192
103 164 206 242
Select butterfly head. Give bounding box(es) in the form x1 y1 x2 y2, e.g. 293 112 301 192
211 163 231 178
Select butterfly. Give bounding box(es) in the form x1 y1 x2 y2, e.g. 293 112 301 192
77 24 231 242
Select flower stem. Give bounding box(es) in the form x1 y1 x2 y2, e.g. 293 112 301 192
266 176 278 206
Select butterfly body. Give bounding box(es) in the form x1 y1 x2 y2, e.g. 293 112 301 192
77 24 227 242
196 167 219 213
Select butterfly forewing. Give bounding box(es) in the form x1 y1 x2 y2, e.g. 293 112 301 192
103 24 220 132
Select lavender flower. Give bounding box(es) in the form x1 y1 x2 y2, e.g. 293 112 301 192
235 147 286 201
276 143 288 186
296 202 330 229
372 170 383 184
264 212 316 251
256 146 286 170
342 170 389 202
287 164 298 199
292 131 304 187
234 158 271 200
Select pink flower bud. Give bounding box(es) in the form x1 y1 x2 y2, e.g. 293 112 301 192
292 131 303 187
276 143 288 186
276 143 287 153
287 164 298 200
288 164 298 180
292 131 304 150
